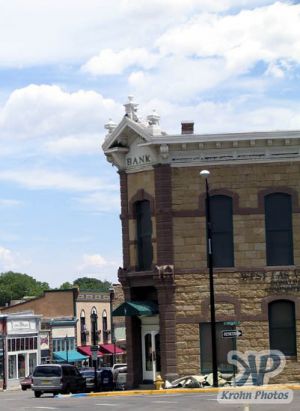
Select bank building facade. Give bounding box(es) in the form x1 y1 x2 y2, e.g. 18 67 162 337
102 97 300 387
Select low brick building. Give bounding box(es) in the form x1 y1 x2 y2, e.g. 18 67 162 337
103 97 300 387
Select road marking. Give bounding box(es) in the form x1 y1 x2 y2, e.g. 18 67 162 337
27 407 59 410
152 400 177 403
96 404 120 407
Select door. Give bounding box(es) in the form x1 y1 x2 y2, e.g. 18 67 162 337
141 316 160 382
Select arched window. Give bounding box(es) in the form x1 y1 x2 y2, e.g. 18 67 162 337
90 307 98 345
135 200 153 271
269 300 296 356
210 195 234 267
265 193 293 266
102 310 108 344
80 310 86 346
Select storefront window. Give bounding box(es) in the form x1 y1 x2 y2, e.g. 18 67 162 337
145 333 152 371
18 354 26 378
8 355 17 379
29 353 37 374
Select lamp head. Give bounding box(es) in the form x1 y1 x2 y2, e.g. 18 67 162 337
200 169 210 179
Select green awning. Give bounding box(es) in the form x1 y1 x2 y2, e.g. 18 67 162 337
53 350 88 363
112 301 158 317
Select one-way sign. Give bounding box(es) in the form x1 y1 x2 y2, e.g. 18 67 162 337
222 329 242 338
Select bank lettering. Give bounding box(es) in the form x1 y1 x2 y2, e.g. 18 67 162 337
126 155 151 167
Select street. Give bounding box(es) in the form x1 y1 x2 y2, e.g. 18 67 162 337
1 389 300 411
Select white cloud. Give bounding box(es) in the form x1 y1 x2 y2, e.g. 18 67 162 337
0 84 121 140
0 0 275 68
0 246 30 272
82 48 159 76
77 253 120 282
44 134 101 155
0 168 117 192
75 191 120 213
0 199 23 207
156 2 300 76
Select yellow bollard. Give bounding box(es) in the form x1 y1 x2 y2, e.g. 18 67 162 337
154 375 164 390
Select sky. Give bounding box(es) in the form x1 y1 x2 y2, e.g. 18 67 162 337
1 0 300 287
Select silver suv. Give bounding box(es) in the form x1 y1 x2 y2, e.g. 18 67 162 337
32 364 86 397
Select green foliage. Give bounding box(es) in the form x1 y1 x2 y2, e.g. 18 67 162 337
59 281 73 290
0 271 50 307
73 277 111 292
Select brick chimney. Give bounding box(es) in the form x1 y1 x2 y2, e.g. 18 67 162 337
181 121 194 134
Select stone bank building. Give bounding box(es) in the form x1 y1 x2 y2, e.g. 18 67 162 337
103 97 300 387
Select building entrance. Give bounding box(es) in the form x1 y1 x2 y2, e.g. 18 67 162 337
141 316 160 382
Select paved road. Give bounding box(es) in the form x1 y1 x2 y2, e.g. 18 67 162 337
1 389 300 411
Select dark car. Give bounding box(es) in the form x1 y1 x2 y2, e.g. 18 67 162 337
20 375 32 391
79 368 100 392
32 364 86 397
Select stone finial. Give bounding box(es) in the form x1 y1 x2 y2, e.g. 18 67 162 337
147 109 162 136
147 110 160 126
124 95 139 122
104 118 117 134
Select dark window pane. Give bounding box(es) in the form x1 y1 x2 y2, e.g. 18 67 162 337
210 196 234 267
269 301 296 356
200 323 236 374
136 200 153 271
265 193 293 266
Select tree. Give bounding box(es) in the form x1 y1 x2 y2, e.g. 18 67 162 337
59 282 73 289
0 271 50 307
73 277 111 292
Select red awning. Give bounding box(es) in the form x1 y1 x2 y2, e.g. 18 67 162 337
77 345 103 357
99 344 125 355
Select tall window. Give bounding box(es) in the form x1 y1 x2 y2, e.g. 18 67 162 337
102 310 108 344
135 200 153 271
80 310 86 346
90 307 98 345
200 323 236 373
269 300 296 356
210 195 234 267
265 193 294 266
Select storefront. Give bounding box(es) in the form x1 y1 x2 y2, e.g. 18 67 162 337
5 313 41 389
103 97 300 387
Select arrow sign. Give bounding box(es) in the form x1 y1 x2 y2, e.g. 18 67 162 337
222 329 242 338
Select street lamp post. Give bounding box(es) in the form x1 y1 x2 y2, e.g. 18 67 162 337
200 169 218 388
65 335 69 364
109 286 116 366
91 311 98 391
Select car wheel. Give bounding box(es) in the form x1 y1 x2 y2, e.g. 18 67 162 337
34 391 41 398
63 385 70 394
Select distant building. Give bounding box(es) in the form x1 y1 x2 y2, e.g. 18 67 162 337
0 312 41 390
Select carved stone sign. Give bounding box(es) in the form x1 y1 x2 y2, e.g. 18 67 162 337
267 271 300 293
240 270 300 293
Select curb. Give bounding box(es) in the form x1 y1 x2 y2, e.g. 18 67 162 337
57 384 300 399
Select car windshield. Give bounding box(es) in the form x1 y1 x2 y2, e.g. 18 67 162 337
33 366 61 377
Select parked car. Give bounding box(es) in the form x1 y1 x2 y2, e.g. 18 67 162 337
32 364 86 398
98 367 114 391
114 366 127 390
79 368 101 392
20 375 32 391
112 363 127 381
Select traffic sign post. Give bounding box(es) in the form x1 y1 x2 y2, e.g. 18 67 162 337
224 321 240 326
222 329 242 338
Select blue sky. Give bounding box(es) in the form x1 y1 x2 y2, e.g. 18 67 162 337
1 0 300 287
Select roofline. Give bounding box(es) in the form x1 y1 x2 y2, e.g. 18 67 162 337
139 130 300 146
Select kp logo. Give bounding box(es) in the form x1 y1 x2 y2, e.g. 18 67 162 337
228 350 286 386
